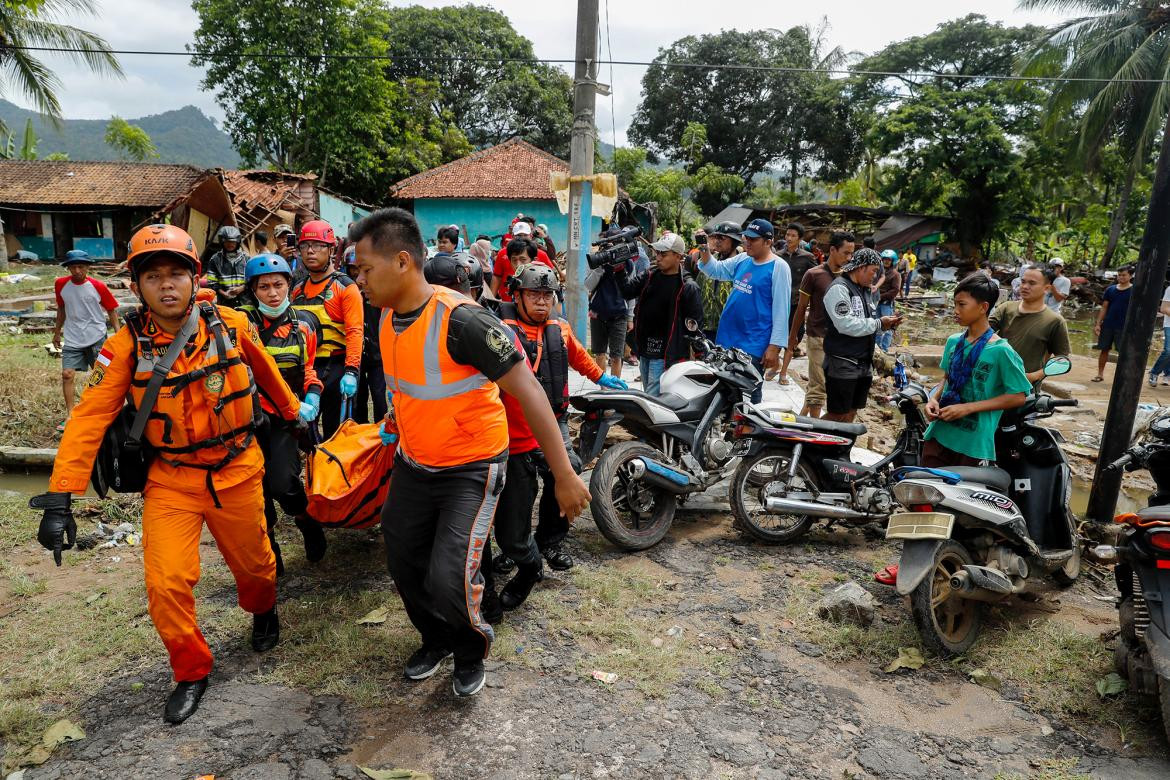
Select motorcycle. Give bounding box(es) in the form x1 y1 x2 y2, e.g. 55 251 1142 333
1098 410 1170 743
885 356 1081 656
726 382 930 543
572 322 760 551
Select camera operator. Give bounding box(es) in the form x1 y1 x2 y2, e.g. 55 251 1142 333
586 225 637 378
273 223 308 284
697 218 791 403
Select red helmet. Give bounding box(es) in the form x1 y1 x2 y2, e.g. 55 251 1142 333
298 220 335 245
127 224 201 279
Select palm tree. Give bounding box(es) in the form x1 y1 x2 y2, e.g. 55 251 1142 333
0 0 122 120
1017 0 1170 267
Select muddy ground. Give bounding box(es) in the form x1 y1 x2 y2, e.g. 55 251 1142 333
5 482 1170 780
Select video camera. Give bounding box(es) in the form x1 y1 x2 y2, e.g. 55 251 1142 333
586 226 642 271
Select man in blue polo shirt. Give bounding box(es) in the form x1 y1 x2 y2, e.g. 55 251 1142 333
696 218 791 402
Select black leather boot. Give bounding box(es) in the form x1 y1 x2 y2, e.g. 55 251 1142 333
500 560 544 610
251 607 280 652
164 677 208 724
294 514 327 562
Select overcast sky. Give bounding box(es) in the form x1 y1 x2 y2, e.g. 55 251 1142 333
17 0 1070 146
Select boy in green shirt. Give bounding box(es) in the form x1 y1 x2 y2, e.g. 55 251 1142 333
923 274 1032 465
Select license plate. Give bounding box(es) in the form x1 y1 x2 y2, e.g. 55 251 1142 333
885 512 955 540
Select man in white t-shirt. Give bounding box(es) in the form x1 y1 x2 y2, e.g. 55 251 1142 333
1044 258 1072 312
1150 284 1170 386
52 250 120 428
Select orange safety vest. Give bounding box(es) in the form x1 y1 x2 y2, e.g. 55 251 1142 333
127 302 259 497
292 271 353 358
380 286 509 468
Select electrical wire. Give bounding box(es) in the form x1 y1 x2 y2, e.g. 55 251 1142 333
8 44 1170 85
603 0 617 149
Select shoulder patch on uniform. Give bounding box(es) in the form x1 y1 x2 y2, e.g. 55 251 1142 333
88 366 105 387
834 299 851 317
247 323 261 345
486 326 512 357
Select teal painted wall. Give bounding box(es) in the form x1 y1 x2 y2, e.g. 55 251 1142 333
319 193 371 235
413 198 601 255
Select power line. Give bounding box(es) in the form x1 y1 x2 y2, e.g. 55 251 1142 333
603 0 617 150
9 44 1170 85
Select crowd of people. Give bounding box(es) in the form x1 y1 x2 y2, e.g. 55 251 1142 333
38 205 1141 725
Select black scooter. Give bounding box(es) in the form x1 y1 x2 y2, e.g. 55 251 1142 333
1101 413 1170 742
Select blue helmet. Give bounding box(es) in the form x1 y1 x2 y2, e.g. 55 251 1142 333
880 249 898 262
245 253 292 284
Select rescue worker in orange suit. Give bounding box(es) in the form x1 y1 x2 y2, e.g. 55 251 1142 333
244 253 328 574
32 225 313 725
290 220 364 439
349 208 591 697
342 245 388 425
495 265 628 578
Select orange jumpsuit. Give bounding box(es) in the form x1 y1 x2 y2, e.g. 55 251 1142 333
50 292 301 682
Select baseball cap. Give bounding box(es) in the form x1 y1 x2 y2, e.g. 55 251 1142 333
741 218 775 240
273 223 295 237
61 249 93 266
651 233 686 254
1050 257 1065 266
842 247 882 273
512 221 533 237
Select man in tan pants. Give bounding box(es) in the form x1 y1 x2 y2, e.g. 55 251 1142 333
781 231 855 418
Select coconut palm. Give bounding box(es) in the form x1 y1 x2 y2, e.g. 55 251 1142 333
1017 0 1170 267
0 0 122 120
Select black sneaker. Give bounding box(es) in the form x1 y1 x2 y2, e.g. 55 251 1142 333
404 646 451 680
295 514 327 563
452 660 485 697
251 607 280 652
542 545 574 571
493 554 517 575
481 587 504 625
163 676 208 724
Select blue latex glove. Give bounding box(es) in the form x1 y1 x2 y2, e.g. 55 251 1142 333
298 392 320 423
339 372 358 398
378 421 398 447
597 372 628 390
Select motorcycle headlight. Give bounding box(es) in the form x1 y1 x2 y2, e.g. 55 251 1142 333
893 482 945 506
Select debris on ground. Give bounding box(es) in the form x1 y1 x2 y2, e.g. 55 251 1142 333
356 607 389 625
75 521 139 550
591 670 618 684
814 581 875 627
884 647 926 673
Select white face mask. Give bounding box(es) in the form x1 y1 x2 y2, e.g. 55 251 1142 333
258 298 290 318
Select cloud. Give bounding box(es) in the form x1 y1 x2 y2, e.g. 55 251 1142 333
11 0 1068 144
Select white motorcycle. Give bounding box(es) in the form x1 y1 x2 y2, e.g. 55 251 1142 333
572 323 760 551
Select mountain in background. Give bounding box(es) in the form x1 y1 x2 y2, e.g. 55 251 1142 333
0 100 242 168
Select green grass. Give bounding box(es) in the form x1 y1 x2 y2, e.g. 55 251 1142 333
994 758 1091 780
0 330 65 448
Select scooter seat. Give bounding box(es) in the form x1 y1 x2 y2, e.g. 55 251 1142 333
803 417 867 437
1136 506 1170 522
901 465 1011 493
584 388 691 411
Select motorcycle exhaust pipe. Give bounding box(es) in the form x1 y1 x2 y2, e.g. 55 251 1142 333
763 496 872 520
627 457 694 495
949 566 1015 603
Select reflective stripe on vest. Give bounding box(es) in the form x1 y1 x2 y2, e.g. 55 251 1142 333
292 272 348 358
380 286 508 468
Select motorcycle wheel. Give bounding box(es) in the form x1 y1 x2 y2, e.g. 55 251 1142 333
589 440 678 552
1159 677 1170 747
909 539 983 657
729 451 817 544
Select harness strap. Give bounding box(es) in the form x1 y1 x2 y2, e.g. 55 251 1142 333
128 305 201 447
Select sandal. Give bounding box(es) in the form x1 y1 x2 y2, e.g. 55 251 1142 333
1092 376 1104 382
778 376 792 386
55 421 66 434
874 564 898 586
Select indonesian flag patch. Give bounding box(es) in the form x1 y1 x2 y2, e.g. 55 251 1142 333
95 347 113 367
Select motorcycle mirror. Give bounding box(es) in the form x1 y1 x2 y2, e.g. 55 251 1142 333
684 318 699 332
1042 356 1071 377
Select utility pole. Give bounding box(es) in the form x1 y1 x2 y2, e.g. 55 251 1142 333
1087 112 1170 522
564 0 600 336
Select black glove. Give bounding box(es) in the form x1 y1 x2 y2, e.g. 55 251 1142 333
30 491 75 566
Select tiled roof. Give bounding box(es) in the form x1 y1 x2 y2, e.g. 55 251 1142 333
0 160 210 207
388 138 568 200
222 169 317 216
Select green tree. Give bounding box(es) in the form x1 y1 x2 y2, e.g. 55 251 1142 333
380 4 572 156
189 0 470 202
630 24 861 210
0 117 38 160
104 116 158 161
1017 0 1170 268
856 15 1047 255
0 0 121 122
